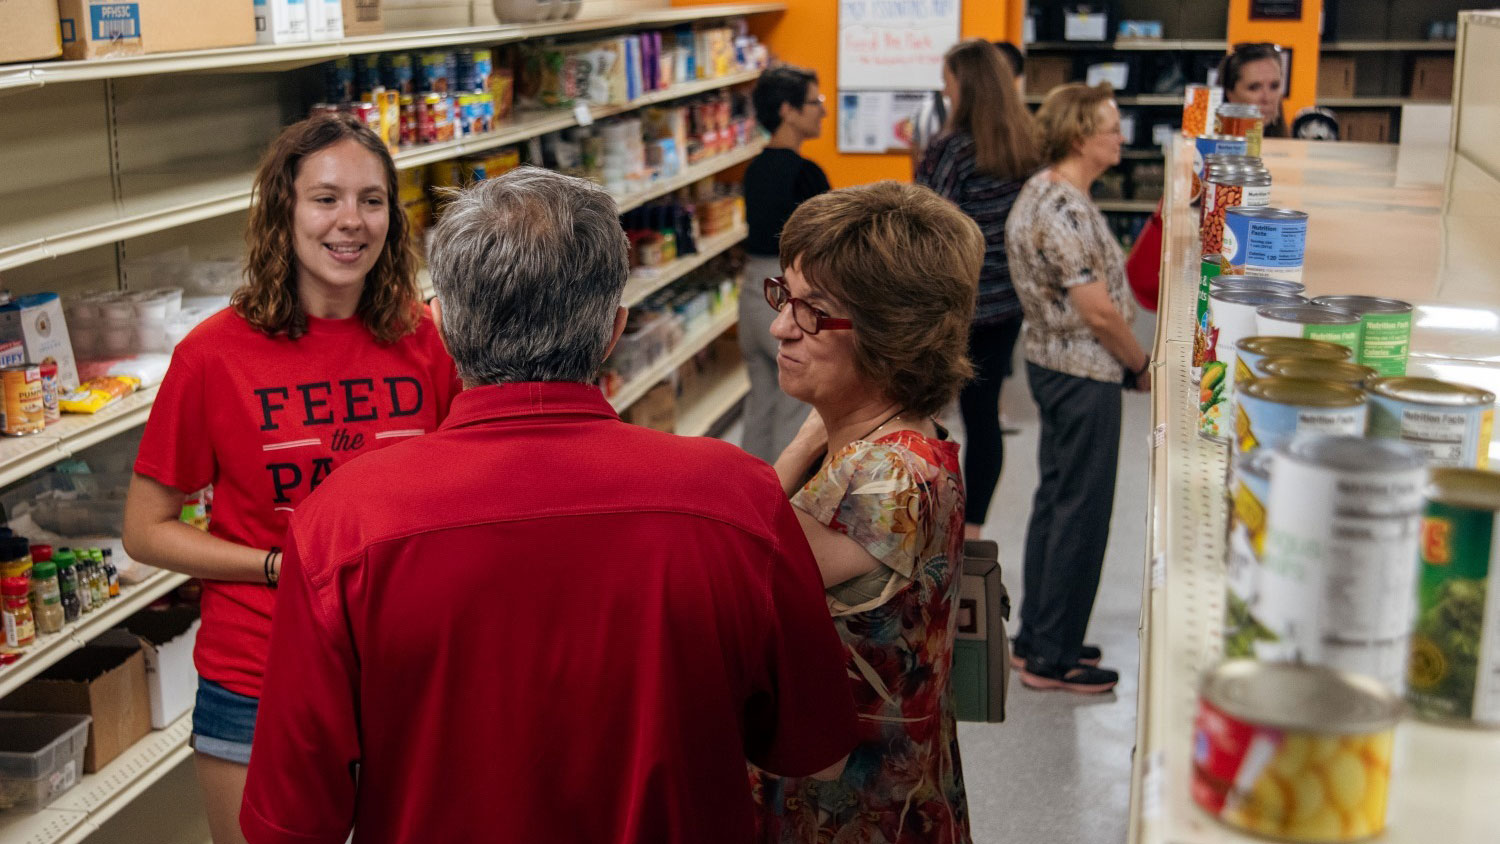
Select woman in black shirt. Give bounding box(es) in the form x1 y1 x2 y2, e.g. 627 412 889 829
740 65 831 461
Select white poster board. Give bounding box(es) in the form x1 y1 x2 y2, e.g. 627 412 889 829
838 0 962 91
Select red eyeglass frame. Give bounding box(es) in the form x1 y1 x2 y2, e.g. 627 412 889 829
763 276 853 334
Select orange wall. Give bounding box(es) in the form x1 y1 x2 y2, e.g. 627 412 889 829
674 0 1020 188
1227 0 1323 122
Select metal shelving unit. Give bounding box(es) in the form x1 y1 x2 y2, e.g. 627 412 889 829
608 304 737 413
0 3 786 92
1025 39 1226 52
1128 133 1500 844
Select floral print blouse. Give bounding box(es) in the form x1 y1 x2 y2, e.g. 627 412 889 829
1005 170 1138 383
751 430 972 844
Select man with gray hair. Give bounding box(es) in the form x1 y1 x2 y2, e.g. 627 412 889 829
240 167 858 844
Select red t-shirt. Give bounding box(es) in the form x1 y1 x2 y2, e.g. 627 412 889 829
240 382 859 844
133 308 461 698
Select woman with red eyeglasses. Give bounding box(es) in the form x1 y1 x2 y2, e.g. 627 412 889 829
749 181 984 844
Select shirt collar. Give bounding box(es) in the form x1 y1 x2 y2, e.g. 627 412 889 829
439 382 620 431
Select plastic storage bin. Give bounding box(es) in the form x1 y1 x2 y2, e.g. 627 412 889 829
0 712 92 813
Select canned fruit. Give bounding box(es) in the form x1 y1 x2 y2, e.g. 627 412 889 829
1194 661 1400 843
1235 378 1368 457
1236 337 1351 385
1263 436 1427 693
1367 377 1495 469
1224 207 1308 282
1408 468 1500 726
1310 296 1413 377
1257 357 1377 387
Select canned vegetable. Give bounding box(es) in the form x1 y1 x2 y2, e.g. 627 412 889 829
1193 134 1249 202
1309 296 1413 377
1256 304 1363 352
1198 290 1306 436
1202 168 1272 256
1233 377 1368 459
1366 376 1495 468
1225 450 1275 658
1215 102 1266 156
1257 357 1377 388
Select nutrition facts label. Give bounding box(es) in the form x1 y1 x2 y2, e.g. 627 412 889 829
1400 408 1473 466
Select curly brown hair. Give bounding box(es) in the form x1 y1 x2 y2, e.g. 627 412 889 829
779 181 983 418
236 114 420 343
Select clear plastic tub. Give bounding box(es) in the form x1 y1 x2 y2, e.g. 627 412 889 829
0 712 92 813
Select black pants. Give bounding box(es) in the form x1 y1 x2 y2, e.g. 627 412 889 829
959 317 1023 526
1016 362 1123 666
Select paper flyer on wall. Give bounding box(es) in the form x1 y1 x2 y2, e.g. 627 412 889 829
838 91 937 153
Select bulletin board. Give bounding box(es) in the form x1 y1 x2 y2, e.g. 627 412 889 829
837 0 962 153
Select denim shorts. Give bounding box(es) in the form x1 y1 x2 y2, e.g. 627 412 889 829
191 677 258 765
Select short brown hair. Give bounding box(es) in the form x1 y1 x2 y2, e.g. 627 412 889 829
779 182 983 418
1034 83 1116 165
237 114 421 343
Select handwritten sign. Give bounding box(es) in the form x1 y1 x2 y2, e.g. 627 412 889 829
839 0 961 91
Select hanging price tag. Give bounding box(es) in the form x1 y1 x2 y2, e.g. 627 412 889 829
574 102 595 127
1153 423 1167 449
1151 554 1166 590
1142 750 1166 820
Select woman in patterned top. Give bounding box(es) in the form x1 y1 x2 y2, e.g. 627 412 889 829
749 181 984 844
1004 83 1152 695
916 38 1039 540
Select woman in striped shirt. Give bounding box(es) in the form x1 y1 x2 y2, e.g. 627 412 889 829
916 38 1039 539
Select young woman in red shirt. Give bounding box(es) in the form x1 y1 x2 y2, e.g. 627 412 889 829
123 114 461 844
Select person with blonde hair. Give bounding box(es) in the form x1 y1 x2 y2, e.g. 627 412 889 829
123 114 462 843
751 180 982 843
1005 84 1151 695
917 38 1040 539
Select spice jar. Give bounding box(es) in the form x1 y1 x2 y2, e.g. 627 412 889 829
102 549 119 598
28 560 63 635
54 550 81 623
86 551 107 607
0 537 32 580
3 575 36 648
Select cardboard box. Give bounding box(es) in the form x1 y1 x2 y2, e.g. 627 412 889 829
1410 55 1454 101
0 293 80 392
0 0 62 63
254 0 309 45
341 0 381 36
1 639 152 773
1027 55 1072 97
307 0 342 41
624 383 676 432
1318 55 1357 99
1339 110 1393 143
120 610 200 730
57 0 255 60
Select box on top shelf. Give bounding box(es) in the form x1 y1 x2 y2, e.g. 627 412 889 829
1339 110 1394 143
1318 55 1357 99
0 0 62 63
254 0 310 45
341 0 382 37
56 0 256 60
0 636 152 773
307 0 343 42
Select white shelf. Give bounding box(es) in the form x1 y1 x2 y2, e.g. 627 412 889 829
0 568 189 699
1320 96 1448 107
1025 40 1227 52
0 711 194 844
617 140 765 214
609 305 737 413
675 363 748 437
0 386 158 493
1096 198 1157 213
1128 136 1500 844
622 224 747 309
0 73 764 273
1320 41 1457 51
0 3 786 91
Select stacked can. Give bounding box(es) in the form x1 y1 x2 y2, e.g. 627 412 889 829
1255 303 1364 352
1194 276 1305 382
1197 288 1304 440
1256 357 1377 388
1263 435 1427 694
1182 83 1223 138
1191 134 1248 203
1223 207 1308 282
1215 102 1265 157
1309 295 1413 376
1233 377 1369 463
1228 337 1353 454
1201 164 1271 258
1366 377 1495 468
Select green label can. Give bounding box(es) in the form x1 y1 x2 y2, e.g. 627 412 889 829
1255 304 1363 357
1407 469 1500 726
1311 296 1413 377
1194 256 1226 382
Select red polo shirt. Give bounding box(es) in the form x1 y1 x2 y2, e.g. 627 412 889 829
242 382 859 844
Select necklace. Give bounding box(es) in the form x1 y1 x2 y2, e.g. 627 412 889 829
857 409 907 442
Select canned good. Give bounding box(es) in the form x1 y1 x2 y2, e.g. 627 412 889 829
1216 102 1266 157
1264 435 1427 693
1182 83 1223 138
1193 277 1304 382
1408 468 1500 726
1366 376 1495 468
1192 660 1401 842
1257 357 1376 388
1224 207 1308 281
1225 450 1275 658
1202 168 1272 256
1192 134 1249 202
1211 278 1306 297
1230 339 1354 438
348 101 380 134
1256 304 1363 352
38 361 58 425
399 95 417 147
0 364 44 436
1234 377 1368 458
1197 290 1305 437
1309 296 1413 377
